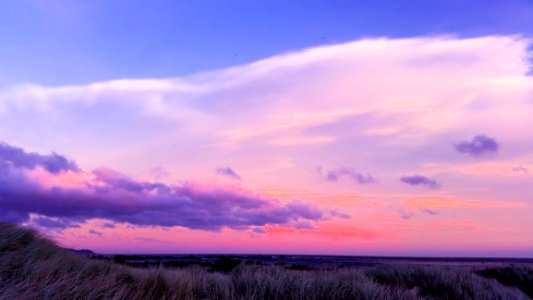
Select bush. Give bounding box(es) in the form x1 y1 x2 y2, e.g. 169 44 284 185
210 257 241 273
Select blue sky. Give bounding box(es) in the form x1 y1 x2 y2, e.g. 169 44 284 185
1 0 532 86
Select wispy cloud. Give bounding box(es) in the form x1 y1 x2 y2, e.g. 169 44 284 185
317 167 375 184
216 167 242 180
329 210 351 220
399 207 439 220
512 165 529 174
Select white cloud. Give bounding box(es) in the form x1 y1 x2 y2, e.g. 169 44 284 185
0 36 532 195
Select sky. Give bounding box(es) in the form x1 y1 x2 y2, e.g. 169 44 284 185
0 1 532 257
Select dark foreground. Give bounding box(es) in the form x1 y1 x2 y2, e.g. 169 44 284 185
1 223 532 300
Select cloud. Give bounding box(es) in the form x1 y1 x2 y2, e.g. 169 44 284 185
399 207 439 220
88 229 103 237
0 142 330 231
32 216 81 229
293 220 315 230
216 167 242 180
512 165 529 174
400 175 440 189
419 208 439 215
134 237 172 244
101 222 116 229
149 167 170 180
0 142 78 174
317 167 375 184
2 37 529 157
329 210 351 220
0 38 530 205
454 135 499 156
252 226 266 234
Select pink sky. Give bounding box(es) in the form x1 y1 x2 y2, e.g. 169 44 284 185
0 36 532 256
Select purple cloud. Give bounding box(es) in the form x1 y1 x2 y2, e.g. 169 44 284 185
0 142 328 231
419 208 438 215
0 142 78 174
88 229 103 237
454 135 498 156
252 227 266 234
293 220 315 230
512 165 528 174
399 210 416 220
33 216 81 229
216 167 242 180
400 175 440 189
149 166 170 180
329 210 351 220
317 167 375 184
101 222 116 229
400 208 439 220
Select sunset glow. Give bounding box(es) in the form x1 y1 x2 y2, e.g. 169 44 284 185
1 1 532 257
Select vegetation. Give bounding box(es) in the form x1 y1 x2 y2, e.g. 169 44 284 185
0 222 531 300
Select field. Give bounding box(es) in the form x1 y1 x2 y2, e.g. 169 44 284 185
1 222 532 300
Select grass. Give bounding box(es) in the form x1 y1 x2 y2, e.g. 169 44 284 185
0 222 531 300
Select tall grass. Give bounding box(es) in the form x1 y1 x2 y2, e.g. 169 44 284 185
0 223 530 300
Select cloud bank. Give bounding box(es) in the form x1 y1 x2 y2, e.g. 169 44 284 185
0 142 326 231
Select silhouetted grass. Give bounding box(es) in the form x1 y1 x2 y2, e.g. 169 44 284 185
476 266 533 298
0 223 530 300
369 264 529 299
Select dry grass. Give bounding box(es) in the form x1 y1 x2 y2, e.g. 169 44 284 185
0 222 530 300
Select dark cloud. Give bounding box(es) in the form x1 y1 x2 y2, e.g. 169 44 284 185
32 216 81 229
0 211 29 223
400 175 440 189
0 142 78 174
216 167 242 180
317 167 375 184
454 135 498 156
0 142 328 231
